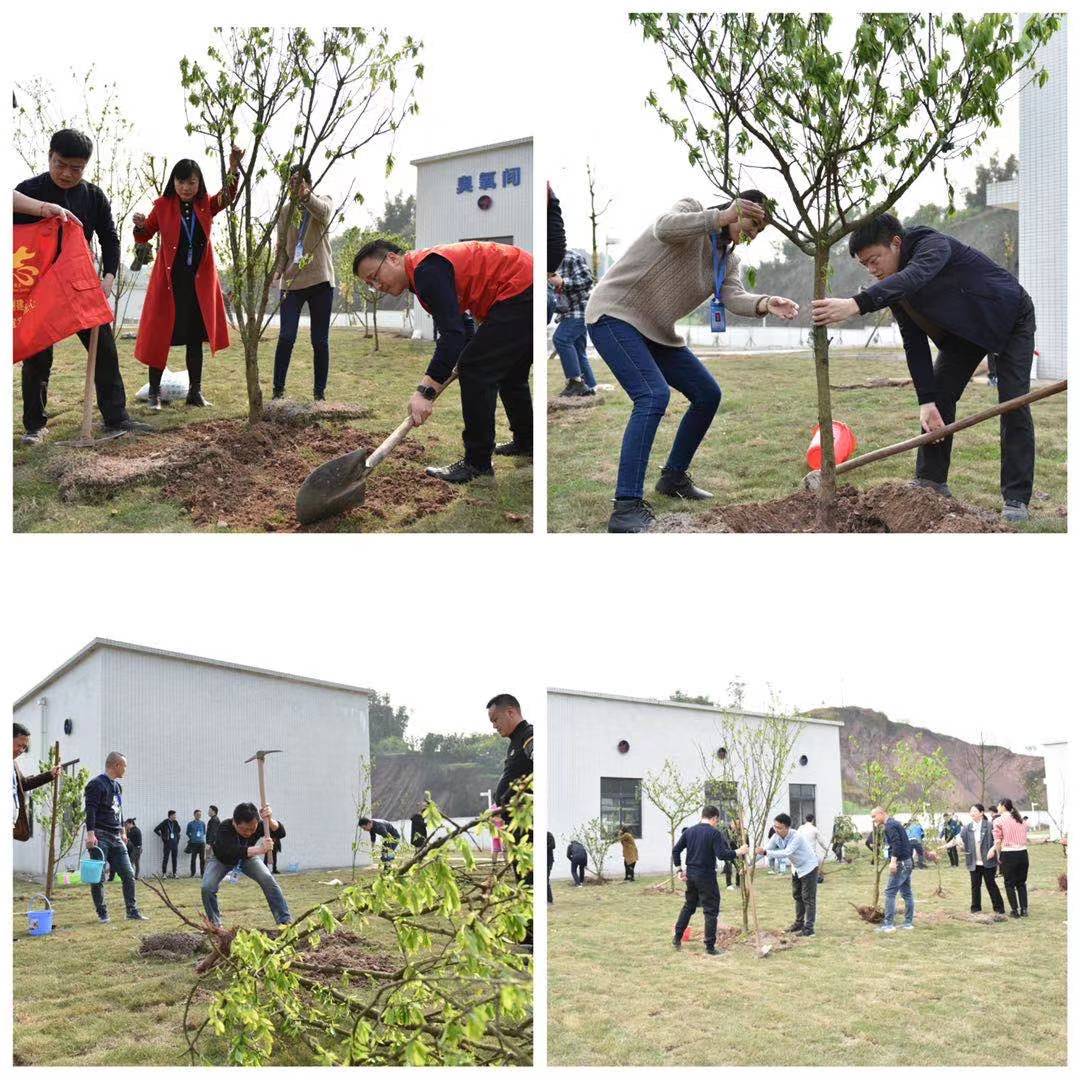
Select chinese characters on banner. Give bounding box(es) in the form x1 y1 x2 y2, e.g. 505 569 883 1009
456 167 522 195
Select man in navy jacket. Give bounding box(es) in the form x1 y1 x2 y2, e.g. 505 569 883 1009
671 805 738 955
811 214 1036 522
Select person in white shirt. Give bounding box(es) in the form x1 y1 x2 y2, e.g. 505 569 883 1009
797 813 830 884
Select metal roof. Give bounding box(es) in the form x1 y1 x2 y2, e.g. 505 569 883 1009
14 638 374 709
547 687 844 727
410 137 532 167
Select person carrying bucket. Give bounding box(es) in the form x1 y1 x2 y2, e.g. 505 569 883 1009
83 752 149 923
584 193 800 532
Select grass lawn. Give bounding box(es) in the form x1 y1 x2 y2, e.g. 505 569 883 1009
13 862 532 1066
13 328 531 533
548 346 1067 532
547 843 1067 1066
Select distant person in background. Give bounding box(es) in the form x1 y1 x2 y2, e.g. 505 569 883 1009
797 813 829 884
906 818 927 868
567 839 588 885
619 826 639 882
940 813 962 867
944 803 1004 915
12 721 61 842
186 809 207 877
206 805 221 848
547 831 555 903
871 806 915 933
990 798 1030 917
722 818 743 890
830 820 848 863
552 248 597 397
359 816 400 868
126 819 142 879
410 803 428 849
155 810 181 878
270 164 335 401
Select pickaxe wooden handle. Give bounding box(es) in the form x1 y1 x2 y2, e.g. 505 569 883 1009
834 379 1067 477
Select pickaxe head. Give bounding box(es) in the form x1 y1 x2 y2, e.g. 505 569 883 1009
244 749 283 763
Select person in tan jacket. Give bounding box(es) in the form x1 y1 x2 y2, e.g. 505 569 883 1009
271 165 336 401
619 828 639 881
13 722 60 841
586 192 799 532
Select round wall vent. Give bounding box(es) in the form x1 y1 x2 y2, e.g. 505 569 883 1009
617 739 630 754
799 754 808 767
64 718 74 736
716 746 728 761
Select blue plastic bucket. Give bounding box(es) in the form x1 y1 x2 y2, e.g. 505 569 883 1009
80 847 107 884
27 894 54 936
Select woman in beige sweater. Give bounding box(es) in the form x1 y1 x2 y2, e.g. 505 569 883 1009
586 192 798 532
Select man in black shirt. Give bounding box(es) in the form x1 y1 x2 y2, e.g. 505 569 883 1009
409 804 428 849
154 810 181 877
201 801 291 928
206 805 221 847
358 816 401 868
672 805 737 955
14 129 152 442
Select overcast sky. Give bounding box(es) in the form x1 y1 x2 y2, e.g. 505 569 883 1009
549 11 1031 269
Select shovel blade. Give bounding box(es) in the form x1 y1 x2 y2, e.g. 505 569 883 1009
296 448 372 526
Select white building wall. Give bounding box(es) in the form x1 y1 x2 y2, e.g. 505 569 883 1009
548 690 843 877
14 645 370 877
1042 741 1068 840
412 138 533 340
1020 22 1067 379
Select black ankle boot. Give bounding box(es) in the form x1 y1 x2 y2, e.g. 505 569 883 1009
655 468 713 500
186 386 211 407
608 498 656 533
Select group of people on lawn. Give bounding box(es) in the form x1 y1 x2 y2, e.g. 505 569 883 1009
14 127 533 486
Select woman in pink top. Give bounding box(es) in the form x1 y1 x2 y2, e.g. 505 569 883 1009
991 797 1029 917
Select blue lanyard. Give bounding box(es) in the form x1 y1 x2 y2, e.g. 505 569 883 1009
180 209 197 268
710 232 728 299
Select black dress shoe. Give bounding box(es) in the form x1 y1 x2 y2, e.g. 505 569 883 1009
787 922 805 934
104 418 156 436
314 391 326 402
800 928 815 937
705 945 721 955
1009 910 1021 918
1020 909 1028 917
655 468 713 500
425 459 494 484
672 935 682 949
272 389 285 400
186 388 211 407
607 498 656 533
127 910 150 921
494 439 532 457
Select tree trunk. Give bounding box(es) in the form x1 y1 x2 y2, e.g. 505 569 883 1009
45 741 60 899
243 329 263 424
373 301 379 353
812 246 838 529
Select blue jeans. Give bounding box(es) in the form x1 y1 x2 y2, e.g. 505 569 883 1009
273 281 334 395
89 832 138 916
883 857 915 927
587 315 722 499
201 853 292 927
553 317 596 387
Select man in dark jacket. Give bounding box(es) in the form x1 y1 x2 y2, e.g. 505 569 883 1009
672 805 737 955
84 752 148 922
812 214 1036 521
155 811 182 877
12 722 60 841
940 813 962 868
206 805 221 846
869 806 915 932
547 831 556 902
126 819 143 879
566 839 588 885
13 128 152 442
410 804 428 849
202 802 291 927
358 817 400 868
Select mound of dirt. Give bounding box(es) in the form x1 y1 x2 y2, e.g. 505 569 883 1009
262 400 373 427
654 481 1010 534
712 925 796 953
45 417 457 531
139 932 210 960
298 929 398 975
548 395 600 413
949 912 1008 925
852 904 885 923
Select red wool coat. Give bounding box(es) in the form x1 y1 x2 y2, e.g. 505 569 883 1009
133 193 230 368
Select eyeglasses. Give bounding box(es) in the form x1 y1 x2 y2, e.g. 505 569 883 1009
363 253 389 288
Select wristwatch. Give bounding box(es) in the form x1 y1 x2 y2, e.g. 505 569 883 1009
415 384 437 401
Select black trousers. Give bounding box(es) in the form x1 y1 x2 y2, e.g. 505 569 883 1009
723 860 741 887
569 859 587 885
674 872 720 948
792 871 818 931
458 288 533 468
999 850 1030 913
624 861 636 881
189 842 206 876
832 843 844 863
969 864 1005 913
916 291 1036 504
150 342 203 394
162 840 178 875
21 321 130 432
947 845 959 867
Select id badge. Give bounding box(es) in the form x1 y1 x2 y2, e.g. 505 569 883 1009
710 297 727 333
293 242 304 266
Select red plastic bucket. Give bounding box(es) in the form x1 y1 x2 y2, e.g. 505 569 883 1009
806 421 857 470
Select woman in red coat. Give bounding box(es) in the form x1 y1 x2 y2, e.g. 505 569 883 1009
132 146 243 408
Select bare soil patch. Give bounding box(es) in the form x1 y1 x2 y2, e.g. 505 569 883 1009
45 411 456 531
654 480 1010 534
548 395 600 414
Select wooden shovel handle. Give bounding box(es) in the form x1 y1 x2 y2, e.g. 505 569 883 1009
836 379 1067 476
79 326 101 442
365 370 459 471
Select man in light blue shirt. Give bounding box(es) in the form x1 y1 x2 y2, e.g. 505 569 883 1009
756 813 821 936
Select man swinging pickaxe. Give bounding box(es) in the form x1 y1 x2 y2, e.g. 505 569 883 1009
244 749 283 841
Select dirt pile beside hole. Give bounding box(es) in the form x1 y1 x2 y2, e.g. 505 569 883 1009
298 929 397 975
548 395 600 413
949 912 1008 925
852 903 885 923
654 481 1010 534
139 931 210 959
45 418 457 531
712 926 796 953
262 399 374 426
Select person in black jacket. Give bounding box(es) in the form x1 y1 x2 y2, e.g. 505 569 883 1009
126 819 143 879
812 213 1037 522
410 804 428 849
672 805 738 955
201 802 291 928
13 129 152 442
154 810 182 877
547 831 556 902
358 817 400 868
205 805 221 847
566 839 588 885
83 752 148 922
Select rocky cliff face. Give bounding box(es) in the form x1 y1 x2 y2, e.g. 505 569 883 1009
806 706 1044 809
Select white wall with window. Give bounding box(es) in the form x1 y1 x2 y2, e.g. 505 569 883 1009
548 688 843 877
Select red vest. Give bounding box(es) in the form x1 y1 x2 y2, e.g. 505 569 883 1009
133 193 229 369
404 242 532 322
